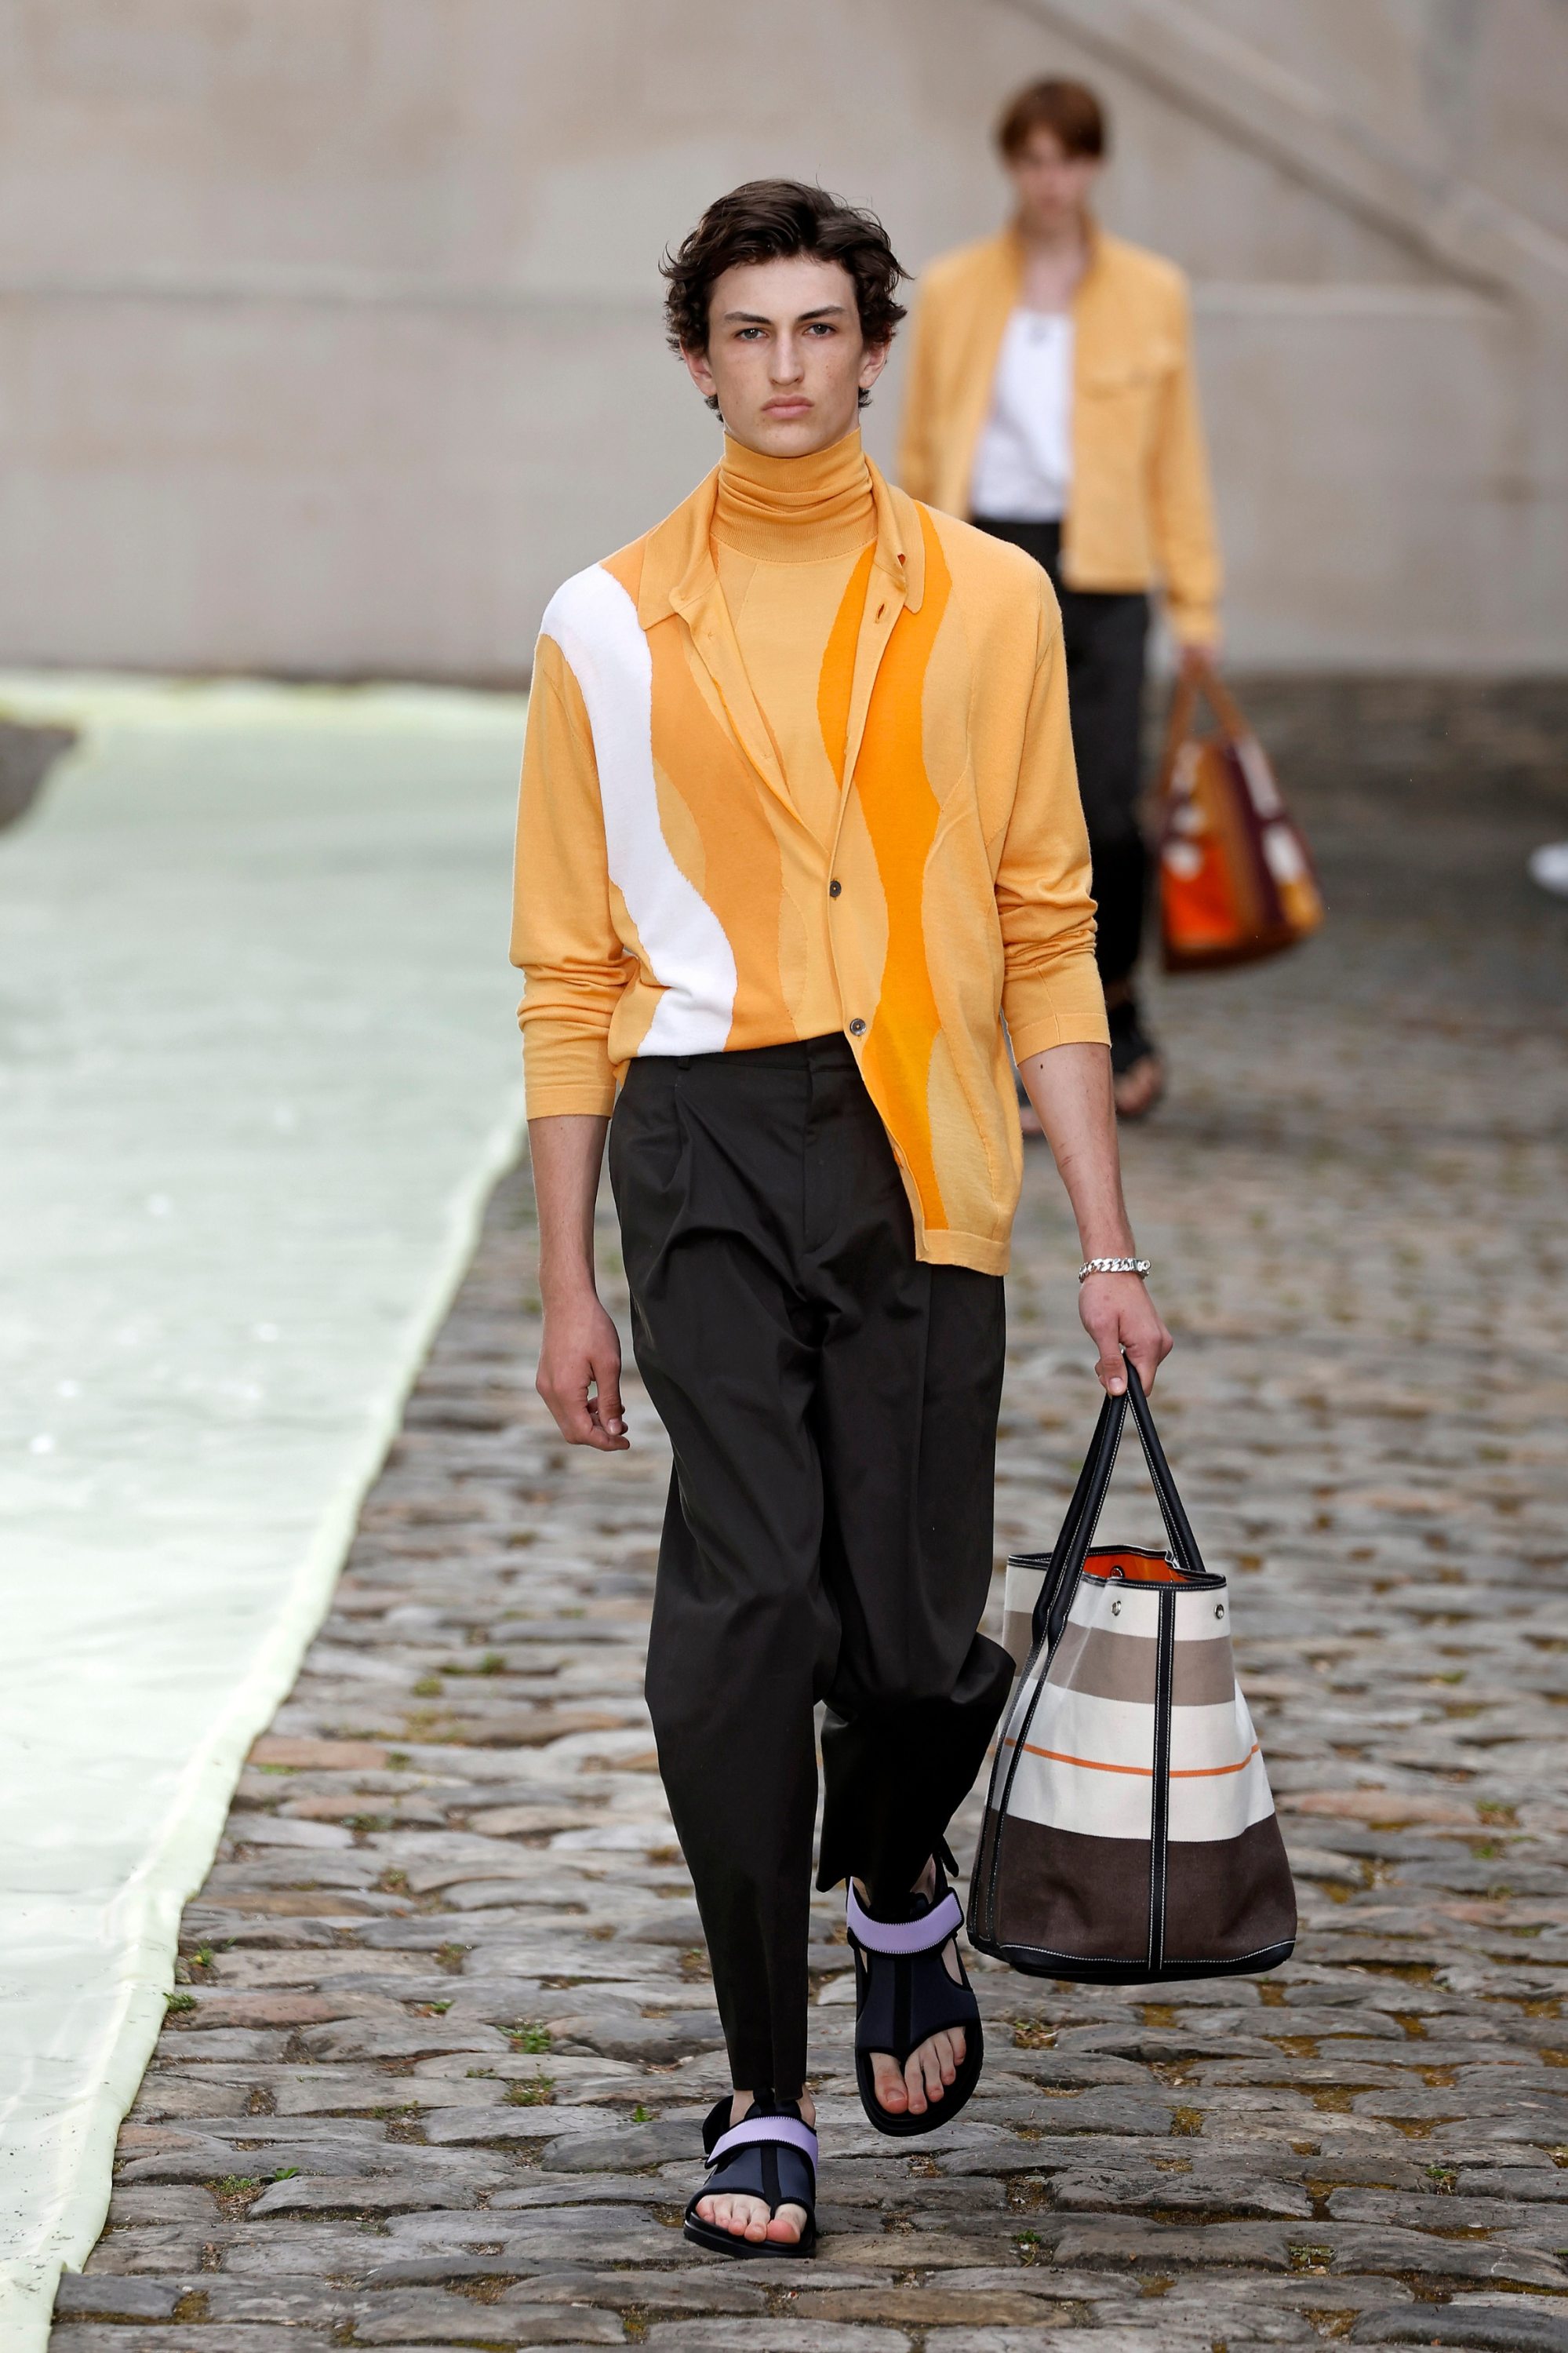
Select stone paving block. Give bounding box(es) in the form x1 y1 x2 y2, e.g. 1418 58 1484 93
347 2292 627 2344
49 2276 185 2320
1351 2309 1568 2349
646 2327 912 2351
50 2336 337 2353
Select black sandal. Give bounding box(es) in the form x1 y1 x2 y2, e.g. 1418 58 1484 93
682 2093 818 2258
846 1873 984 2138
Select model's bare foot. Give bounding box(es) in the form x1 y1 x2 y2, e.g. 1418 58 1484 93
857 1860 967 2118
693 2089 814 2244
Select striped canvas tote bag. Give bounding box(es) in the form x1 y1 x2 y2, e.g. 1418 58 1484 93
968 1364 1295 1983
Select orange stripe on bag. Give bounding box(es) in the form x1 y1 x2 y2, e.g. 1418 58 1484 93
1006 1738 1261 1779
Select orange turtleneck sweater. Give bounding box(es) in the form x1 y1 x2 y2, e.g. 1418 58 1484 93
709 428 876 1039
711 432 875 851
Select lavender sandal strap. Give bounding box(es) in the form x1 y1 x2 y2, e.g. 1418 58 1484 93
846 1884 964 1956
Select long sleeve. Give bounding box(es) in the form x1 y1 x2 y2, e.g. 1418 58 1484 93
510 632 628 1119
1147 281 1222 646
995 597 1111 1065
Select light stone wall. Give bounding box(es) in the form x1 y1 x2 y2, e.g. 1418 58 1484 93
1 0 1564 675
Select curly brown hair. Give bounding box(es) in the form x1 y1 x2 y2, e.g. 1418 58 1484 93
661 180 908 409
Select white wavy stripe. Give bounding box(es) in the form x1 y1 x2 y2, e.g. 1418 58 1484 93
540 564 735 1054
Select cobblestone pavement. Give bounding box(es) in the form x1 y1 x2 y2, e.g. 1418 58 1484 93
52 723 1568 2350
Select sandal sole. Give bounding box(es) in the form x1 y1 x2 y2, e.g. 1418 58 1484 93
854 2016 985 2139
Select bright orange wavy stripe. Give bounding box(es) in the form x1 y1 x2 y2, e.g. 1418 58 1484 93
849 513 951 1225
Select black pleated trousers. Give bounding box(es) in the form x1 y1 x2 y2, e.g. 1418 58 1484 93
609 1035 1013 2096
973 515 1150 986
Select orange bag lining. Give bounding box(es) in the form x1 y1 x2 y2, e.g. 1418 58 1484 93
1082 1545 1193 1586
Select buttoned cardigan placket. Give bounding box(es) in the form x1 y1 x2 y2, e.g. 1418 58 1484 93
660 461 925 1060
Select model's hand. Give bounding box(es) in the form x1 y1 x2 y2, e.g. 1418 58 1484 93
1079 1273 1172 1396
536 1291 629 1450
1178 639 1220 679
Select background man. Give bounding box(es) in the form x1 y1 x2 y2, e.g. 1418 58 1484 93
511 178 1170 2256
900 77 1223 1121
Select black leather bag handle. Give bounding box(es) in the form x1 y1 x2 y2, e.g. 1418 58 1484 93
1031 1382 1127 1652
1123 1360 1210 1579
1029 1359 1210 1655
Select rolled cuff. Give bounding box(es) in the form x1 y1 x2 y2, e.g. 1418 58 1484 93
522 1029 617 1123
1005 958 1111 1067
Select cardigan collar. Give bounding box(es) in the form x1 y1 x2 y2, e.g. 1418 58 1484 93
636 446 925 632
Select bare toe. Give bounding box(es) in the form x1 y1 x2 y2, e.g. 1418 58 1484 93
871 2053 911 2112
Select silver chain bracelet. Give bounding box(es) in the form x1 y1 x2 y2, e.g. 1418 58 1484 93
1078 1256 1151 1284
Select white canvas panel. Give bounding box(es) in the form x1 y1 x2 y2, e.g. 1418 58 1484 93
1168 1696 1263 1774
1169 1747 1278 1842
1002 1738 1158 1841
1070 1577 1162 1642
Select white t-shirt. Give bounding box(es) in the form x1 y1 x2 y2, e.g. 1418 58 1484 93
969 308 1075 523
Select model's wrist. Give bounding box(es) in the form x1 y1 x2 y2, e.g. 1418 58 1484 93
539 1265 600 1316
1077 1230 1137 1263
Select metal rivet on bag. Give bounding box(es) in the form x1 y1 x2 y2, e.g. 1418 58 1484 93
1215 1604 1225 1619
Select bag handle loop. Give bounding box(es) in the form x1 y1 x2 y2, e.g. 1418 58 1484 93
1030 1358 1209 1654
1156 661 1253 800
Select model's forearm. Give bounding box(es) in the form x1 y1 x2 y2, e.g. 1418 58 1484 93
527 1114 609 1306
1017 1041 1136 1258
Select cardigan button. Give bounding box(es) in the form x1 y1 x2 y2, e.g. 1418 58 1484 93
828 880 842 898
848 1018 866 1037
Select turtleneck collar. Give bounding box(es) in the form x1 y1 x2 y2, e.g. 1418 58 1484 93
713 428 875 563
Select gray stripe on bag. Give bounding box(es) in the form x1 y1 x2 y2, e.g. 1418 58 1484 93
1046 1622 1235 1706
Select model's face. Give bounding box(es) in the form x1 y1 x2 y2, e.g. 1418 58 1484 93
1008 126 1101 237
683 254 887 457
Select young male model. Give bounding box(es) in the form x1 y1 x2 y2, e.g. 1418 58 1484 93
900 78 1223 1120
511 180 1170 2256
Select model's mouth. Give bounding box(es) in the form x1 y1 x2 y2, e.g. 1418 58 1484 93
764 399 812 415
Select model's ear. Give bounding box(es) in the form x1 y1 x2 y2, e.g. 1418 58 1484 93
858 339 891 395
682 343 719 402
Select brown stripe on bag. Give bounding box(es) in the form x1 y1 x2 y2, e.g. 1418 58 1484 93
1162 1815 1297 1962
993 1816 1151 1964
1046 1623 1234 1706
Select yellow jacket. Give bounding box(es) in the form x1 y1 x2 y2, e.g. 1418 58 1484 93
511 451 1107 1276
898 227 1221 644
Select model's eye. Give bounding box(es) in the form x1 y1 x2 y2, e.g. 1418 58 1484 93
735 326 765 341
806 322 835 336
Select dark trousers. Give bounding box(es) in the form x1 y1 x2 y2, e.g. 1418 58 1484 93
973 515 1150 987
609 1036 1013 2095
